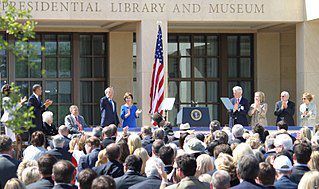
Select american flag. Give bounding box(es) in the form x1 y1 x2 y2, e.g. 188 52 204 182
149 25 164 120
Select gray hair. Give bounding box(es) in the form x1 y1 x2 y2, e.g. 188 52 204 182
52 135 65 148
281 91 290 99
232 86 243 94
212 170 231 189
104 87 113 95
232 124 244 138
145 157 164 178
42 111 53 123
274 134 293 151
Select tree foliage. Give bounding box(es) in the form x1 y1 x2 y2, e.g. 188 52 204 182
0 0 41 134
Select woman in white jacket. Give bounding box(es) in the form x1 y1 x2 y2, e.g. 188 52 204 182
300 92 317 127
1 84 27 142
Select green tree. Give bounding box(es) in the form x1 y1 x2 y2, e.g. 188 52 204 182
0 0 42 134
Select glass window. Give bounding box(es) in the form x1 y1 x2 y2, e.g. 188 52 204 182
168 34 253 125
16 34 72 125
0 34 7 80
80 34 107 126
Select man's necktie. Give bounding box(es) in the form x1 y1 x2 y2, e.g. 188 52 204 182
75 116 83 131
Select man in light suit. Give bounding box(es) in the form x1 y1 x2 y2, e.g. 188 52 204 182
229 86 249 127
27 84 53 136
64 105 87 134
100 87 120 127
274 91 295 126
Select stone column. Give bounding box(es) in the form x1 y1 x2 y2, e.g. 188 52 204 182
109 32 133 121
136 20 168 126
296 20 319 124
256 32 281 125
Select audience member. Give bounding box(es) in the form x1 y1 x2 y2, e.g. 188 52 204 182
151 139 165 157
128 134 142 155
298 171 319 189
4 178 26 189
214 153 239 187
290 141 312 184
17 160 38 182
117 139 130 164
95 149 108 167
133 147 149 176
91 175 116 189
47 135 72 161
273 155 297 189
0 135 20 189
26 154 58 189
232 124 245 143
129 157 164 189
57 125 71 151
77 136 101 174
21 166 40 185
92 127 103 140
101 124 117 149
163 154 209 189
158 145 175 174
309 151 319 171
93 143 124 178
78 169 97 189
140 126 153 147
195 154 214 181
114 155 146 189
214 144 232 159
23 131 46 161
52 160 77 189
211 170 231 189
256 162 276 189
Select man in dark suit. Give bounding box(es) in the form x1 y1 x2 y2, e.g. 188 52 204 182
77 136 101 176
100 87 120 127
229 86 249 127
273 155 297 189
27 154 58 189
115 155 146 189
290 141 311 184
52 160 77 189
0 135 21 189
65 105 88 134
231 155 264 189
93 143 124 178
101 124 117 149
128 157 163 189
27 84 53 136
274 91 295 126
47 135 72 161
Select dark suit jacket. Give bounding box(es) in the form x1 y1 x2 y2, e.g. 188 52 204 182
230 180 264 189
64 114 87 134
274 100 295 126
114 170 147 189
290 165 310 184
0 155 20 189
102 137 116 149
274 175 297 189
229 97 249 127
27 94 46 133
42 122 58 136
128 176 162 189
26 177 54 189
46 147 72 161
52 184 77 189
77 148 100 175
93 159 124 178
100 96 119 127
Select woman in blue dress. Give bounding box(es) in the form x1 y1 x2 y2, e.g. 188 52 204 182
120 92 142 128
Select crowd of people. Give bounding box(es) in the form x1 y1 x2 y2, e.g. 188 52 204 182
1 120 319 189
0 84 319 189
